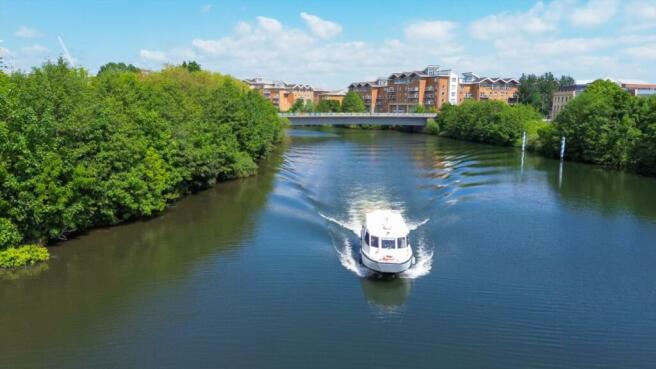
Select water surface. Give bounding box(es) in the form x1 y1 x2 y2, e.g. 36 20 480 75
2 128 656 369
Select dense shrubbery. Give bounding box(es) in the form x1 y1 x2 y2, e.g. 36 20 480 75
538 80 656 174
437 100 542 146
425 119 439 135
0 245 49 268
0 58 283 250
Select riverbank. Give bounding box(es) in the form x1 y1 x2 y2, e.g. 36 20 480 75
0 59 284 267
426 82 656 177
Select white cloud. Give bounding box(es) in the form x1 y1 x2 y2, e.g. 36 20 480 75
569 0 618 27
300 12 342 39
623 43 656 59
201 4 213 13
0 46 13 58
625 0 656 20
187 16 463 87
15 26 42 38
469 1 568 40
170 48 197 60
139 49 168 63
234 21 252 34
623 1 656 31
256 16 282 33
404 21 456 41
20 44 50 56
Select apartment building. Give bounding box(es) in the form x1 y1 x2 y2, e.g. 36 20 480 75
349 78 388 112
348 66 459 113
243 78 314 111
551 79 656 118
313 89 347 104
458 73 519 104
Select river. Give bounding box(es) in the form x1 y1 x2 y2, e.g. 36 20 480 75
2 128 656 369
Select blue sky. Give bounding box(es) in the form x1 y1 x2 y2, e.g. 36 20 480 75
1 0 656 88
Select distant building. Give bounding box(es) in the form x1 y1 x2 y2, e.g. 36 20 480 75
458 73 519 104
313 89 347 104
243 77 314 111
551 79 656 118
622 83 656 97
551 83 588 117
348 65 459 113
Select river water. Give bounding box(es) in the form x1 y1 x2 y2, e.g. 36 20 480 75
2 128 656 369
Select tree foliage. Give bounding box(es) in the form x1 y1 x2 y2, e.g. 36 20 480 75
97 62 140 76
437 100 542 146
341 91 367 113
288 99 305 113
538 80 649 170
0 58 283 248
316 99 341 112
518 72 575 116
181 60 202 72
632 95 656 175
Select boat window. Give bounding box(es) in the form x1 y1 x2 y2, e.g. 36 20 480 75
370 235 379 248
397 237 406 248
382 239 395 249
364 232 370 245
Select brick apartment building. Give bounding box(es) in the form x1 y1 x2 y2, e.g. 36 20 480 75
313 89 347 104
349 66 459 113
458 73 519 104
244 78 348 111
243 78 315 111
348 66 518 113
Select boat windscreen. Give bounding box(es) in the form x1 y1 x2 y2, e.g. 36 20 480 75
370 235 379 248
382 239 395 249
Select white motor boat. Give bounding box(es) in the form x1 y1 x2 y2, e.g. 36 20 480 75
360 210 415 274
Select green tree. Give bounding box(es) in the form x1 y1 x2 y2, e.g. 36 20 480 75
631 95 656 174
538 80 640 167
0 58 283 249
341 91 366 112
288 99 304 112
518 72 575 116
412 105 426 113
438 100 541 146
97 62 140 76
316 99 341 112
181 60 201 72
302 99 315 113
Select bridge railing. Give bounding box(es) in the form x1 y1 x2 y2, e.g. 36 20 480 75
279 112 437 118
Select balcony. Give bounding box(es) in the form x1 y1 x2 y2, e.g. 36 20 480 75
408 87 419 92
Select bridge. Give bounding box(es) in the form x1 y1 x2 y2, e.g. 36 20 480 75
279 113 436 126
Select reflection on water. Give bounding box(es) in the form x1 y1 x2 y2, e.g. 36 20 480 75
2 128 656 369
360 276 412 310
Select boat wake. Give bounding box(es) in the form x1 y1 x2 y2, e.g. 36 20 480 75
321 212 433 279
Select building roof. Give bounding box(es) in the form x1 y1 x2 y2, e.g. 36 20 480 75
460 72 518 85
243 78 313 91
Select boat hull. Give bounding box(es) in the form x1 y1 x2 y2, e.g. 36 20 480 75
361 251 414 274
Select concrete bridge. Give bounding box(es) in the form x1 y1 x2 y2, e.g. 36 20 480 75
279 112 436 126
